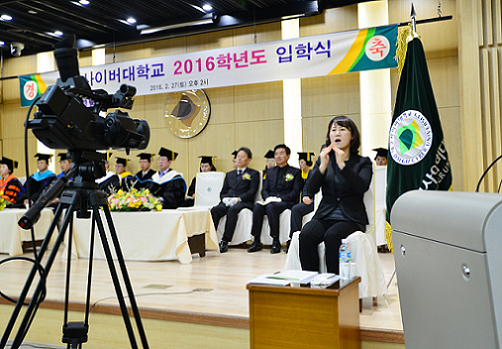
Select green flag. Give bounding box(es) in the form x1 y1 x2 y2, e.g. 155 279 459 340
386 37 452 222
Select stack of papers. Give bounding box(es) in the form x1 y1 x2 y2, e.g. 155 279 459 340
248 270 319 286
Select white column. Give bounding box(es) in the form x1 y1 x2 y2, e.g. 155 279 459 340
36 52 56 172
358 1 392 158
282 19 302 166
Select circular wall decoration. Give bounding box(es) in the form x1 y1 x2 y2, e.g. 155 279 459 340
164 89 211 138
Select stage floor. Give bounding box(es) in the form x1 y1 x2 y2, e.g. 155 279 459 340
0 243 402 333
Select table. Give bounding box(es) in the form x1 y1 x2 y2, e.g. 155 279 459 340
0 208 56 256
247 277 361 349
68 208 219 264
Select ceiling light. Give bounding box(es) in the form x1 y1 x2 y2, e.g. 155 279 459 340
54 31 64 36
139 17 214 35
127 17 137 24
202 4 212 11
1 14 13 21
79 0 90 5
28 10 38 14
0 41 4 46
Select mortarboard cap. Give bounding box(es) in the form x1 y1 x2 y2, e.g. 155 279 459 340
158 147 178 161
137 153 154 162
35 153 53 162
58 152 70 161
264 150 275 159
298 152 315 162
199 155 215 165
372 148 388 159
1 157 19 172
115 157 128 166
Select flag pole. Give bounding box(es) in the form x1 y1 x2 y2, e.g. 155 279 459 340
411 3 417 33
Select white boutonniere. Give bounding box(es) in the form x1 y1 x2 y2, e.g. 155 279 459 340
242 173 251 180
285 173 294 182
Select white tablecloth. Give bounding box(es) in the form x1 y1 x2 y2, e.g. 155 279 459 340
0 208 55 256
68 208 218 264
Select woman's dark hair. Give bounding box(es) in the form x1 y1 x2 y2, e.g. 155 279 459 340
325 115 361 154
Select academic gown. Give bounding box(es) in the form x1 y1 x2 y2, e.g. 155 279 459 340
145 169 187 209
118 171 135 191
96 171 120 194
134 169 156 189
15 171 56 206
0 174 25 204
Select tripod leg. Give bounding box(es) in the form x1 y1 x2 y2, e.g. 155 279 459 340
2 199 79 349
102 205 150 349
90 204 141 349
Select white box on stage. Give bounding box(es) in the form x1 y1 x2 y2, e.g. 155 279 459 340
391 191 502 349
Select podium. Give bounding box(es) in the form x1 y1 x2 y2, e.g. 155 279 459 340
247 277 361 349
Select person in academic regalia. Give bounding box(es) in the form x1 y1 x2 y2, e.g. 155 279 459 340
373 147 388 166
96 152 120 194
285 151 316 252
134 153 156 189
146 147 186 209
15 153 57 207
182 155 217 207
0 157 24 205
262 150 276 180
57 152 73 178
114 157 135 190
231 150 238 170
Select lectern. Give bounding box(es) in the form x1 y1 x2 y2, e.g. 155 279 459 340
391 191 502 349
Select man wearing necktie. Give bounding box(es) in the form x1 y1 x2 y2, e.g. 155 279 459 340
211 147 260 253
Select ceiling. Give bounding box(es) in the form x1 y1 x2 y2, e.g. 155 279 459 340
0 0 376 58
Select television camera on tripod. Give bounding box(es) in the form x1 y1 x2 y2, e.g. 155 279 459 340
0 35 150 349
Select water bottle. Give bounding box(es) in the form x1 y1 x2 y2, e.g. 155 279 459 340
339 239 351 280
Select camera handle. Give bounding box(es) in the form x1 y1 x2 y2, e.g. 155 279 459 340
0 182 149 348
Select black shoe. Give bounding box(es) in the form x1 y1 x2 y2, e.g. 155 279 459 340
271 239 281 254
283 240 291 253
219 240 228 253
247 241 262 253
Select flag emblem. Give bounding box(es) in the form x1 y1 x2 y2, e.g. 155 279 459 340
389 109 432 165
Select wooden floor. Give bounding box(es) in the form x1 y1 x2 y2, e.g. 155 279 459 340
0 243 402 343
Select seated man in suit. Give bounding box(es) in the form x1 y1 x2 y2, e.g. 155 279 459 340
147 147 187 209
248 144 303 254
16 153 57 207
0 157 24 205
134 153 156 189
211 147 259 253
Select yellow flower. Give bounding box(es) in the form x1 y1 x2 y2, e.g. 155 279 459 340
155 204 163 211
116 189 124 198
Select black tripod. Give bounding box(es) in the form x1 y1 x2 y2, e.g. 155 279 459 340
0 151 149 349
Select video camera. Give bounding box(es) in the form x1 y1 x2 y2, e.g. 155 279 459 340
27 35 149 152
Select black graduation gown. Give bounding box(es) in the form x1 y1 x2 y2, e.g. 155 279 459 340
146 170 187 209
134 169 156 189
15 171 57 206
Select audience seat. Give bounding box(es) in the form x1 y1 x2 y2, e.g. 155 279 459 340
194 172 225 209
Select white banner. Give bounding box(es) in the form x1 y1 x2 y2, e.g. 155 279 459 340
20 25 397 106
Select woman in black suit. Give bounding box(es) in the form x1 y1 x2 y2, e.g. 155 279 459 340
299 115 372 274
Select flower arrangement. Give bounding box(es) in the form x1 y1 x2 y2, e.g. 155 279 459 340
242 173 251 180
285 173 295 182
0 190 7 211
108 188 163 212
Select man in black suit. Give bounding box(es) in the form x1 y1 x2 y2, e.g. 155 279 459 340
248 144 303 254
211 147 260 253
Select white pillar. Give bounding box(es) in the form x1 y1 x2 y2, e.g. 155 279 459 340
358 1 392 158
281 19 302 166
36 52 56 172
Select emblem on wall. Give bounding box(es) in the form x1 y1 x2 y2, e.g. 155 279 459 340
164 89 211 138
